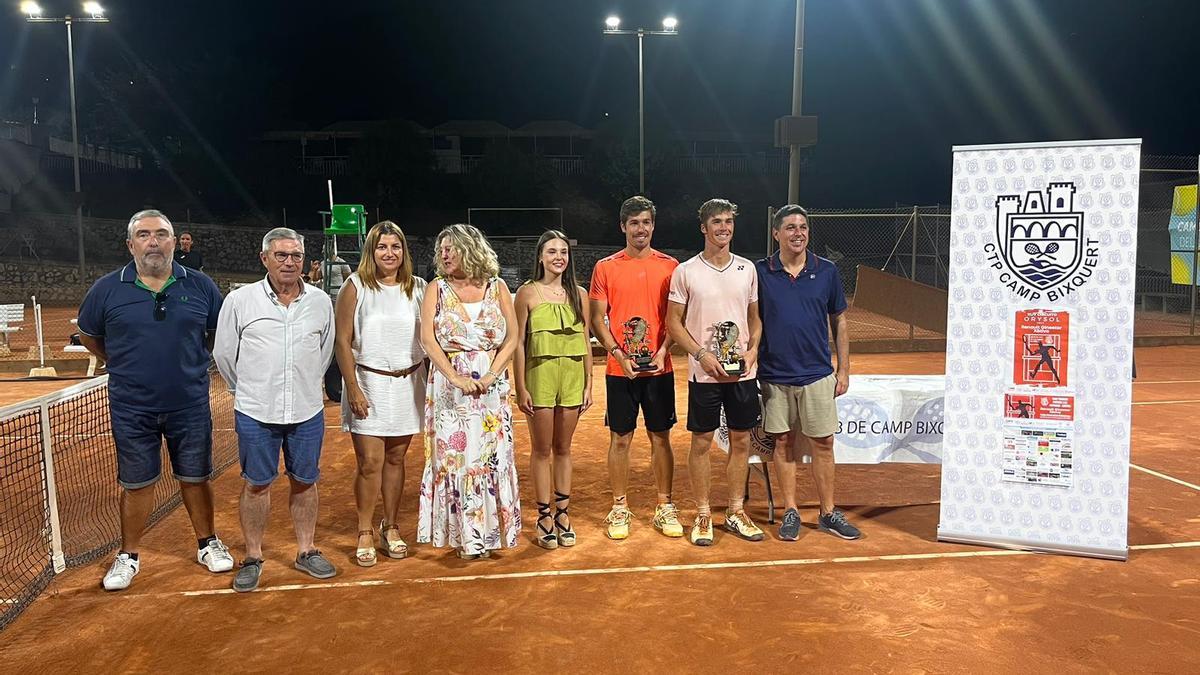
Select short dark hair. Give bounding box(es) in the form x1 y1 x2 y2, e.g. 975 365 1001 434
619 196 656 224
699 198 738 223
771 204 809 231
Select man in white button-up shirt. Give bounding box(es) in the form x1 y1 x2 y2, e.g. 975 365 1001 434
214 227 336 592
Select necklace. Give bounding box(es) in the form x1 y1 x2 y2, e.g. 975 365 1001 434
539 283 566 297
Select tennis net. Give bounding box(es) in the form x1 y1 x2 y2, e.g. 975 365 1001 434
0 368 237 630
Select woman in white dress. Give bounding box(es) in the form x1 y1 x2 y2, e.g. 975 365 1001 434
334 221 427 566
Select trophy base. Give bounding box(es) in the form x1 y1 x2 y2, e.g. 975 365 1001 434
721 361 745 377
631 356 656 372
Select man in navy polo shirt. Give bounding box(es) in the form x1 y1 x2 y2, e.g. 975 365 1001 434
755 204 860 542
77 209 234 591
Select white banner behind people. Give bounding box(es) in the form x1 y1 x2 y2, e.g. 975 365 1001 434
937 139 1140 560
716 375 945 463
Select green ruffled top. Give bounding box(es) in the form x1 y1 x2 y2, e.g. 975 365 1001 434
527 299 587 358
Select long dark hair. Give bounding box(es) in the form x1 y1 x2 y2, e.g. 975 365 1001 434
529 230 582 322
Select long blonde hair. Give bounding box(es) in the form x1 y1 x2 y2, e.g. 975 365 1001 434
433 224 499 282
357 221 415 296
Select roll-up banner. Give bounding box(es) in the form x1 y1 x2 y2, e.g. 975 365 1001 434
938 139 1141 561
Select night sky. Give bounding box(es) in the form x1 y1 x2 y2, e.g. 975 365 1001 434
3 0 1199 207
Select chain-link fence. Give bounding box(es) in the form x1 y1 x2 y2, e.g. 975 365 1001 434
793 206 950 342
0 153 1196 372
1135 154 1198 336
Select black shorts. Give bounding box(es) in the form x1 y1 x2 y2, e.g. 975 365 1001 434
687 379 761 433
605 373 677 434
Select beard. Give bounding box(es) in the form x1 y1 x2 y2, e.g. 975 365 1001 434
137 251 172 275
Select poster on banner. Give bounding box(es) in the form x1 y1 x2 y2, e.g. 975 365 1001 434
938 138 1139 561
1002 392 1075 487
1013 309 1069 387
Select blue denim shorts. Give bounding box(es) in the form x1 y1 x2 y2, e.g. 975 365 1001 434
110 400 213 489
234 410 325 486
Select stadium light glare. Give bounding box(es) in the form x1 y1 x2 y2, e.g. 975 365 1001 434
600 16 679 194
22 1 110 273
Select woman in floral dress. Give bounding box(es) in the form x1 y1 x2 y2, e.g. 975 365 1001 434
418 224 521 559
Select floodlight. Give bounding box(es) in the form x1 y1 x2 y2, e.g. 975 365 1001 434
662 16 678 31
604 16 620 30
20 1 43 17
82 1 104 17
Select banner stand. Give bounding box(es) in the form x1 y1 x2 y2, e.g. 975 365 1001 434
937 138 1141 562
937 532 1128 561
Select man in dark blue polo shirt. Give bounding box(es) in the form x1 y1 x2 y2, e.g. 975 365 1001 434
756 204 859 542
77 209 234 591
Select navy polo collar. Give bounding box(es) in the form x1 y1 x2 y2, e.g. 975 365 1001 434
767 250 818 275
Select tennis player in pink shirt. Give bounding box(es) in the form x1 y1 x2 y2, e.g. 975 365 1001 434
666 198 764 547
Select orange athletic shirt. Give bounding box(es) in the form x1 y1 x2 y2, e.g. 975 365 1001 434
588 248 679 377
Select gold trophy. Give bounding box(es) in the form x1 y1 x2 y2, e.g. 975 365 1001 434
621 316 656 372
712 321 745 376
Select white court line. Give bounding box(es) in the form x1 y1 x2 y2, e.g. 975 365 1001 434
120 541 1200 600
1133 380 1200 385
1131 399 1200 406
178 579 390 597
1131 463 1200 492
847 318 904 332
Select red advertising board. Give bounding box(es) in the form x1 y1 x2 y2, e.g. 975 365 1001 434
1004 392 1075 421
1013 309 1069 387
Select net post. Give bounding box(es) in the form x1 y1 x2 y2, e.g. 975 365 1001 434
39 401 67 573
35 301 45 367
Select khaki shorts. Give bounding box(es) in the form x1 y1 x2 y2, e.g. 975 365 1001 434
761 375 838 438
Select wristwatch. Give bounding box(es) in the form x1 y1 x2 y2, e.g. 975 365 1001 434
609 345 625 358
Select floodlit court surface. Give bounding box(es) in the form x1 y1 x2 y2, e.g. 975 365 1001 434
1 348 1198 672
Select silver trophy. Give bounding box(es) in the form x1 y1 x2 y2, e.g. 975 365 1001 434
712 321 745 376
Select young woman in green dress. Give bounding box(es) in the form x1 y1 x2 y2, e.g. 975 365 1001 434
513 231 594 549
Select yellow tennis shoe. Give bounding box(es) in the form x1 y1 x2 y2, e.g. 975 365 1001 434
605 505 633 540
652 502 684 538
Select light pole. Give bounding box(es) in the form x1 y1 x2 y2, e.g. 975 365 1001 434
603 15 678 196
22 1 110 275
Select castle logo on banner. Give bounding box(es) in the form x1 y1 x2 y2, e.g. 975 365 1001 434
983 181 1100 302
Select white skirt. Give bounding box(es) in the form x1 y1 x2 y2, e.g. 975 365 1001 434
341 363 426 436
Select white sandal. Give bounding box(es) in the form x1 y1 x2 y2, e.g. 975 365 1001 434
355 529 377 567
379 521 408 559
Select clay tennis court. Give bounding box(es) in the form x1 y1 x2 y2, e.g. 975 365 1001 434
2 347 1198 672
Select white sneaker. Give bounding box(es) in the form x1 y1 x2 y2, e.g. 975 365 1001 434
198 538 235 573
102 552 140 591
